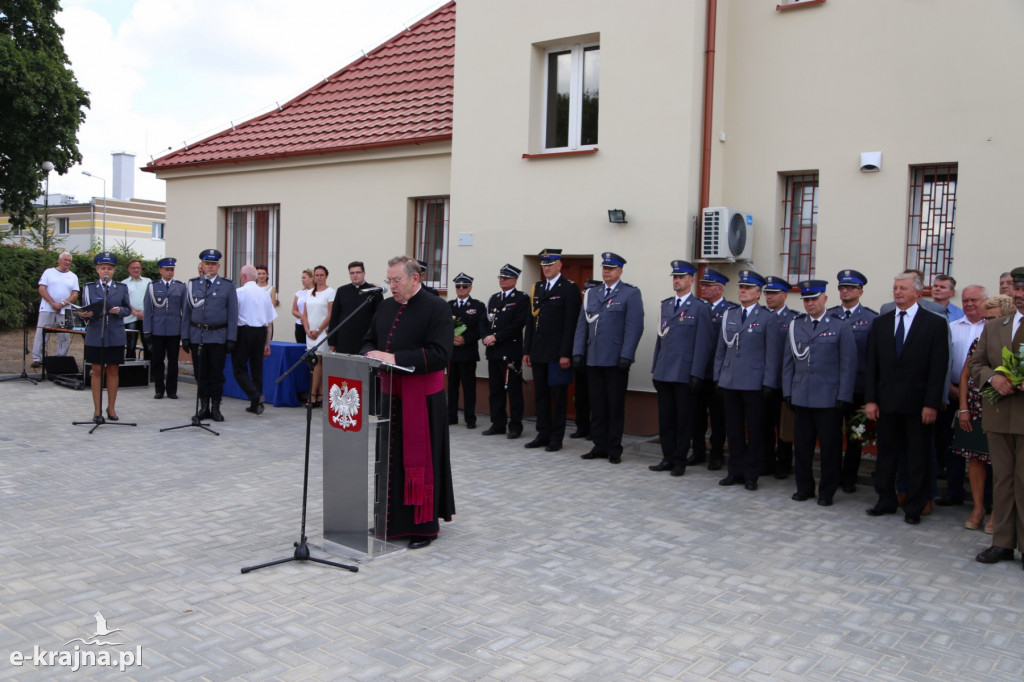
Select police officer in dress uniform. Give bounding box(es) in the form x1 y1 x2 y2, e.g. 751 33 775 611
482 264 530 438
570 278 602 440
574 252 644 464
762 276 798 479
828 269 877 493
714 269 780 489
783 280 858 505
181 249 238 422
649 260 714 476
524 248 583 452
448 272 488 428
691 267 737 470
143 257 186 399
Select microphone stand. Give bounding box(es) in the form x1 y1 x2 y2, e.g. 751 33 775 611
241 293 384 575
0 301 38 384
162 276 218 435
73 280 137 434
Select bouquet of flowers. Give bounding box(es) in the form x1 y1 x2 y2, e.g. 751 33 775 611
980 344 1024 406
452 315 466 338
847 408 877 446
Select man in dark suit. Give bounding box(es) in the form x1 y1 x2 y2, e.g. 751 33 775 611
447 272 488 428
649 260 713 476
328 261 381 354
970 265 1024 567
482 264 530 438
691 267 736 470
524 249 582 452
865 271 949 524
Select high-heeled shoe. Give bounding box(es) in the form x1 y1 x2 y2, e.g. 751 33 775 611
106 409 119 421
92 414 105 425
965 511 985 530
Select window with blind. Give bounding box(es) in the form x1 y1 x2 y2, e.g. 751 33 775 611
414 197 449 290
225 204 279 286
906 164 957 284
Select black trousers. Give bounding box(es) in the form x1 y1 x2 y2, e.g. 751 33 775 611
232 326 267 401
793 405 843 499
588 365 629 458
939 402 965 500
532 361 569 444
447 360 478 424
150 334 180 396
692 380 727 458
194 342 227 399
874 412 934 515
654 380 694 464
573 367 590 434
487 358 523 429
294 323 306 344
722 388 765 481
763 389 793 475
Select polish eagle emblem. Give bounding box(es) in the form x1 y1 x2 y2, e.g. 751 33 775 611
329 379 361 430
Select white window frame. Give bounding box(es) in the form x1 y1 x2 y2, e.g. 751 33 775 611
542 42 599 152
414 197 450 290
56 217 70 235
151 221 165 240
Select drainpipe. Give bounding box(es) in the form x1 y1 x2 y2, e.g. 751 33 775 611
696 0 718 268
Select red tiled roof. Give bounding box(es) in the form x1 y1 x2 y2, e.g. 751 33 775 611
144 1 455 172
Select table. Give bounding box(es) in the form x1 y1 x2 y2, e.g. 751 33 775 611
223 341 311 407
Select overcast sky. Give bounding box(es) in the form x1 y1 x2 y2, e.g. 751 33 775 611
48 0 447 203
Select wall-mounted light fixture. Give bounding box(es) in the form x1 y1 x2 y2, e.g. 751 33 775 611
608 209 628 224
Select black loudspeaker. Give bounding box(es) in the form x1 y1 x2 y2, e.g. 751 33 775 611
44 356 79 375
119 361 150 387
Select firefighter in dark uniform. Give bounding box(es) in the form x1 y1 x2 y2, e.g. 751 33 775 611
524 248 582 452
181 249 238 422
447 272 488 428
482 264 530 438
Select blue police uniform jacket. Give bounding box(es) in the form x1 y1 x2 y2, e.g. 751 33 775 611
81 281 131 347
827 304 877 395
573 281 644 367
782 313 858 408
713 303 781 391
766 306 798 387
181 276 238 345
143 279 186 337
651 294 714 382
702 298 738 379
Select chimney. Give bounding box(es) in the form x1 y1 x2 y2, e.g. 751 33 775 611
112 152 136 200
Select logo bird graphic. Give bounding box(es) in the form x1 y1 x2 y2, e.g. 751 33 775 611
330 381 360 429
64 612 124 646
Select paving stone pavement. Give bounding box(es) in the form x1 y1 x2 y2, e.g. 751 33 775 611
2 378 1024 681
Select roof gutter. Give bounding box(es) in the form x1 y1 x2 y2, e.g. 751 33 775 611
696 0 717 263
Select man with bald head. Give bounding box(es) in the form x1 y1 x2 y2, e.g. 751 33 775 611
233 264 277 415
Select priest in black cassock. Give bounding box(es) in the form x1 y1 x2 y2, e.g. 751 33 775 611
362 255 455 549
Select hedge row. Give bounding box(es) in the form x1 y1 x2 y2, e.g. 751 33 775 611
0 245 163 329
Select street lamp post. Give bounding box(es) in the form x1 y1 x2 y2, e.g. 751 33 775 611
81 170 106 249
42 162 54 250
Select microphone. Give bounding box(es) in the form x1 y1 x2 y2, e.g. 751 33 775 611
203 273 213 281
358 283 389 296
102 275 110 285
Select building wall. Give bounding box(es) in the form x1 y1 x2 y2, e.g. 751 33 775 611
714 0 1024 303
158 143 452 341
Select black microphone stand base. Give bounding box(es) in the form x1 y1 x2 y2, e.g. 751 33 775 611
160 415 219 436
1 304 40 384
72 416 138 435
241 536 359 574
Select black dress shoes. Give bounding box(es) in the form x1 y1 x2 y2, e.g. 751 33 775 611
167 393 177 399
154 392 164 399
670 462 686 477
975 546 1014 564
773 470 790 480
935 495 965 507
685 452 706 466
466 421 476 429
608 455 621 464
904 513 921 525
448 416 459 425
544 443 562 452
408 537 433 550
524 437 548 449
817 497 833 507
865 505 897 516
719 474 741 486
792 492 811 502
744 481 758 491
481 426 506 436
507 428 522 439
581 449 606 460
649 459 672 472
841 484 857 494
708 456 724 471
569 429 589 439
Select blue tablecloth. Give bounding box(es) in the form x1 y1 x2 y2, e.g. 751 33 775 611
224 341 311 407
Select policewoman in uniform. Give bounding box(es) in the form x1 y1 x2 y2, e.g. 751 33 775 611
649 260 713 476
143 257 186 399
524 248 582 452
79 252 131 423
782 279 857 506
181 249 238 422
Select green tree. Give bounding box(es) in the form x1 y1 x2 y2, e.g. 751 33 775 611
0 0 90 231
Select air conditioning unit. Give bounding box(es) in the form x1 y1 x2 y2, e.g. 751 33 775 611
701 207 753 261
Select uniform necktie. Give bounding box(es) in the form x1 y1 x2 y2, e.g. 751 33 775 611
741 307 748 323
812 319 819 332
674 298 681 313
1012 318 1024 353
895 310 907 356
844 309 851 320
605 287 612 299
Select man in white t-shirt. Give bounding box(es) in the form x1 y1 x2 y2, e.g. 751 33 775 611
31 252 80 366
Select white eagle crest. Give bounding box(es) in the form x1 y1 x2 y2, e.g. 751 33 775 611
329 381 360 429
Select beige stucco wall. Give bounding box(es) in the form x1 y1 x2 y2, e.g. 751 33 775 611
155 143 452 341
714 0 1024 305
451 0 710 391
